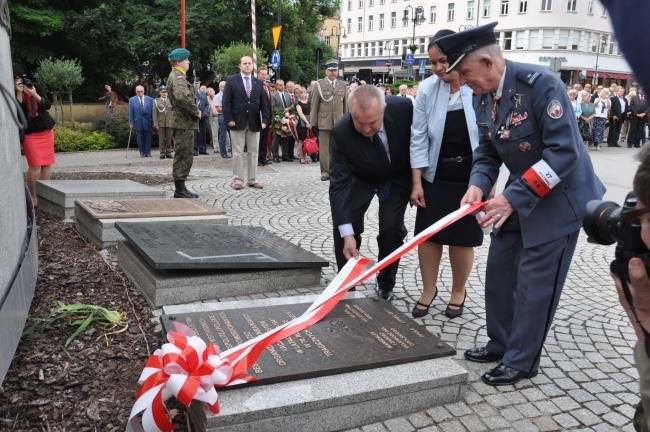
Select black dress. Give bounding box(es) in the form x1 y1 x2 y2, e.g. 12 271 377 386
413 107 483 247
296 100 311 140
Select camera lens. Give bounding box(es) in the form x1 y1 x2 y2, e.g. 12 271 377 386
582 200 622 245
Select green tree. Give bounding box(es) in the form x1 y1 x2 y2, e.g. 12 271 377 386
8 1 65 66
212 43 269 80
34 58 84 123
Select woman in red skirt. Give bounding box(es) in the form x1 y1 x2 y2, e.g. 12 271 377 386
14 65 56 208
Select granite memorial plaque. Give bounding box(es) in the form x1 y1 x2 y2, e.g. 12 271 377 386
115 222 328 270
76 198 225 219
161 298 455 387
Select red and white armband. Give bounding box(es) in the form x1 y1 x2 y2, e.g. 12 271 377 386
521 160 561 197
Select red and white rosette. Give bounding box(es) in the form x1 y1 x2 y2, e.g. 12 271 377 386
127 203 484 431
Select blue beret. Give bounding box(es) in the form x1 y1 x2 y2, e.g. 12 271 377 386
435 22 498 72
324 59 339 70
168 48 191 62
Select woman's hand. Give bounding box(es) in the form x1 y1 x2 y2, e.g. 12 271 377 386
410 183 426 208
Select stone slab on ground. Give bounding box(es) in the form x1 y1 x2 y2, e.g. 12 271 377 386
115 222 329 271
163 294 468 432
118 241 322 307
74 199 228 249
36 180 166 220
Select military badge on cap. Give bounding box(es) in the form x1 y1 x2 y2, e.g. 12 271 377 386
324 59 339 70
546 100 563 119
434 22 499 72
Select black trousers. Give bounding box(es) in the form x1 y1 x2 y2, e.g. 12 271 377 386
607 119 623 145
628 116 646 147
333 183 409 291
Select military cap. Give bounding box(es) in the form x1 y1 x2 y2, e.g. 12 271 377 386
158 85 167 92
435 21 498 72
168 48 191 61
324 59 339 70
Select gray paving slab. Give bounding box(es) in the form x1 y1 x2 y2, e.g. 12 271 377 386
40 146 644 430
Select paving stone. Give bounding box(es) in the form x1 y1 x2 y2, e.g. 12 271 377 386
445 402 473 417
500 407 524 421
568 388 597 403
426 407 453 423
571 408 602 426
533 400 563 415
384 417 415 432
458 414 488 432
361 423 388 432
602 411 630 427
438 420 466 432
553 413 580 429
531 416 561 432
584 400 612 416
510 418 540 432
481 415 512 430
406 412 433 429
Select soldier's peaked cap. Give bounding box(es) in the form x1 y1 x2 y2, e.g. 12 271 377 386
435 22 498 73
324 59 339 70
168 48 191 61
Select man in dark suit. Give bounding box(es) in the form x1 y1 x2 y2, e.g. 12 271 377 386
628 87 649 148
222 56 271 190
329 85 413 301
128 85 154 157
608 86 629 147
257 67 273 166
271 79 295 162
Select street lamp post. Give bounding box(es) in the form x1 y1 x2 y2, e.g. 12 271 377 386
385 41 394 84
402 5 426 81
330 26 346 79
592 35 607 86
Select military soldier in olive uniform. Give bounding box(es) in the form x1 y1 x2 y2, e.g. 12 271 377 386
310 59 348 181
152 86 174 159
166 48 201 198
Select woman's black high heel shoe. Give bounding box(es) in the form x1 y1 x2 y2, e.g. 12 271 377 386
445 291 467 319
412 289 438 318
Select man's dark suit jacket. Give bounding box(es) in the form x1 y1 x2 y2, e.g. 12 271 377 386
630 94 649 116
329 96 413 227
609 94 630 119
222 73 270 132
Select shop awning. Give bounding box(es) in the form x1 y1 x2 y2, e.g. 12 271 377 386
586 70 634 80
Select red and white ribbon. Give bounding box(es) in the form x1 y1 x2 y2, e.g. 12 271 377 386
127 202 484 431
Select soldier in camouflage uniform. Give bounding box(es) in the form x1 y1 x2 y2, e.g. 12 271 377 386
166 48 201 198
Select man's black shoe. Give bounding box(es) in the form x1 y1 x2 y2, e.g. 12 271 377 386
273 157 282 163
282 157 291 162
159 154 166 159
481 363 538 386
193 150 199 156
464 347 502 363
376 287 394 301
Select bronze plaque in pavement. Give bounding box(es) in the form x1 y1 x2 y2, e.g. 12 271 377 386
161 298 455 387
76 199 225 219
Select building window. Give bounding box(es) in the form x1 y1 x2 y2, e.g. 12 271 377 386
516 30 526 49
348 0 352 11
369 0 374 6
501 0 509 15
347 18 352 33
448 3 455 21
358 0 363 8
467 0 475 19
325 36 331 46
363 43 368 56
402 11 409 26
371 42 376 56
570 30 579 50
587 0 594 14
601 6 607 17
391 11 396 27
557 29 569 48
483 0 491 17
503 31 513 50
419 37 426 52
357 44 362 56
529 29 539 49
380 0 385 4
542 29 554 48
541 0 552 11
519 0 527 13
379 13 385 29
430 6 437 23
567 0 576 11
368 15 374 30
358 16 363 32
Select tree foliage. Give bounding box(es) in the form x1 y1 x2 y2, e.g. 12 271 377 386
34 58 83 93
9 0 339 100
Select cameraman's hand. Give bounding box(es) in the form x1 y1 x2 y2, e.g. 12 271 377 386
612 258 650 339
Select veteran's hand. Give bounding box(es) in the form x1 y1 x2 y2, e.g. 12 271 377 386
612 258 650 339
480 195 513 229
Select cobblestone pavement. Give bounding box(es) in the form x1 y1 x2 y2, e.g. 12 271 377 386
43 145 645 431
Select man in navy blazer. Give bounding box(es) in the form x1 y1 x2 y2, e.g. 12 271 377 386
222 56 271 190
329 85 413 301
128 85 154 157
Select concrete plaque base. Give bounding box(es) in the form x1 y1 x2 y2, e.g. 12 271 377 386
118 242 322 307
163 294 468 432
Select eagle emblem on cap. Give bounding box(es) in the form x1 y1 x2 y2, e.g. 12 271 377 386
546 100 563 119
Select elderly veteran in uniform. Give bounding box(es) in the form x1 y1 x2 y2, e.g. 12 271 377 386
153 85 174 159
166 48 201 198
435 22 605 386
310 59 348 181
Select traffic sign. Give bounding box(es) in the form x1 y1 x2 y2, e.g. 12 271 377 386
271 50 281 69
418 59 426 76
405 53 415 65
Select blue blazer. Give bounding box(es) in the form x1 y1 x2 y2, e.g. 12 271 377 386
128 95 154 131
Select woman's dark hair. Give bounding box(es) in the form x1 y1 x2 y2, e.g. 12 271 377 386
427 29 456 50
13 63 27 79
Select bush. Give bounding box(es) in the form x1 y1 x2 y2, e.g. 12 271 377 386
92 111 131 148
54 125 115 153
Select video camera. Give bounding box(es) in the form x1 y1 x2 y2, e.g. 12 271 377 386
583 192 650 280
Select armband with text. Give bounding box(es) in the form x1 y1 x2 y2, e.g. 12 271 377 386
521 160 561 197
